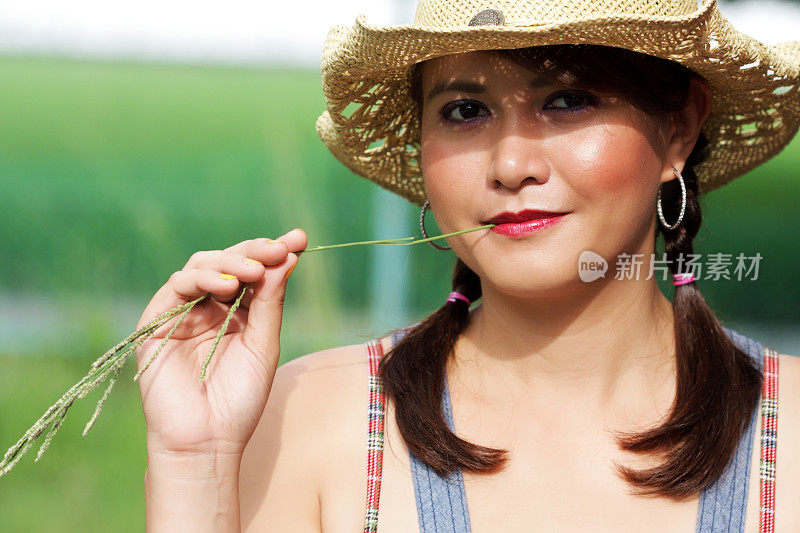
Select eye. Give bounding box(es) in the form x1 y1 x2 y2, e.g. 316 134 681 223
439 100 490 124
544 90 597 113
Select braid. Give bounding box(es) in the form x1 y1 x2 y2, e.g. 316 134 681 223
448 259 482 310
380 258 508 477
612 134 762 496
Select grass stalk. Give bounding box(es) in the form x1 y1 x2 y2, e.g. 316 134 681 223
0 223 494 477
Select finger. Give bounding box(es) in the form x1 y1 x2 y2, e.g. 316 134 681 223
172 268 246 302
273 228 308 255
137 269 245 329
137 231 305 330
220 230 305 261
224 231 305 257
185 245 287 271
240 251 300 364
224 238 259 254
223 238 285 261
205 241 293 305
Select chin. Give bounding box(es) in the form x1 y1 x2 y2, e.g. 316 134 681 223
487 270 578 299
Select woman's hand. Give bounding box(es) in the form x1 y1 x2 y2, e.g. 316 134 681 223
135 228 307 459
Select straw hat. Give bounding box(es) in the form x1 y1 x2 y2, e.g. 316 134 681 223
315 0 800 206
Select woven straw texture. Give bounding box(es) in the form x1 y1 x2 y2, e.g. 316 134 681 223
316 0 800 206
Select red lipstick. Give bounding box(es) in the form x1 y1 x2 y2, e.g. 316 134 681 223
484 209 569 237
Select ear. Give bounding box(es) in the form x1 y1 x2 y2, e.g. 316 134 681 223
661 76 711 183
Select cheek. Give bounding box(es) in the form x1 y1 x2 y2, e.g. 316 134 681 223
563 125 663 257
559 125 658 196
420 131 485 217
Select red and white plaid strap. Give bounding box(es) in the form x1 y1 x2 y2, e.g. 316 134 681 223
363 339 386 533
760 346 779 533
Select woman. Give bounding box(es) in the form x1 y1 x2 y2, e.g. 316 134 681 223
136 0 800 531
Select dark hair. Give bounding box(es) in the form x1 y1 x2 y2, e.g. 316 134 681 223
380 44 763 498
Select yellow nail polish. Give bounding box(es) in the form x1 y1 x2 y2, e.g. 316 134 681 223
219 273 237 280
284 263 297 281
244 258 262 265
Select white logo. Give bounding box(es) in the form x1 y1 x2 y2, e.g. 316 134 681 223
578 250 608 282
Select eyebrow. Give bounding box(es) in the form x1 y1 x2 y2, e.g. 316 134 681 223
426 77 553 101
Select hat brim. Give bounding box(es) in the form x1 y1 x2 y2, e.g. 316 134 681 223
317 0 800 205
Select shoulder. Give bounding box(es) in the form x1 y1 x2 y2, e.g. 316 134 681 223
276 334 392 382
776 350 800 383
774 351 800 528
264 335 392 414
239 335 392 532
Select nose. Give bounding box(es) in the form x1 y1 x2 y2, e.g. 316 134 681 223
488 130 550 190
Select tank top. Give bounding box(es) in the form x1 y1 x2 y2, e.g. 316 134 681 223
362 326 780 533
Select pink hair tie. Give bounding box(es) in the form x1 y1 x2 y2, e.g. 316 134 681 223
446 291 471 305
673 273 696 286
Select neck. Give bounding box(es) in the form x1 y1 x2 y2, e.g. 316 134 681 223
456 275 677 416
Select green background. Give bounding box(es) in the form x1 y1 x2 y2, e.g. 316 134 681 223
1 55 798 531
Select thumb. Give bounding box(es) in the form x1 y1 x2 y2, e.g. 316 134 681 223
241 252 299 365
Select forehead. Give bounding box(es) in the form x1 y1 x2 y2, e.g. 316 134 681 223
419 50 530 82
417 50 571 97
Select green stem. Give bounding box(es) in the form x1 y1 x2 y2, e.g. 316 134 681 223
0 222 496 477
302 223 495 253
198 284 247 382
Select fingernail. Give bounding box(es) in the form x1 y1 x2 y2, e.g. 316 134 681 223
219 273 237 280
283 263 297 281
244 258 262 265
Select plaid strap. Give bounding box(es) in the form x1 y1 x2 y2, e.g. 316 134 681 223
760 347 779 533
363 339 386 533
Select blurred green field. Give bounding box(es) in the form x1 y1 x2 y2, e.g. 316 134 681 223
0 55 410 305
0 355 145 532
0 54 799 531
1 55 799 322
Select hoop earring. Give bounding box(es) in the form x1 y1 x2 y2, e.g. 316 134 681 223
657 166 687 230
419 199 452 251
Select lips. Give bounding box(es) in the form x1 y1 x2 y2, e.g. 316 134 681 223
484 209 569 224
483 209 570 237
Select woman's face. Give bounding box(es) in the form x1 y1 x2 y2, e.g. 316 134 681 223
418 50 686 297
